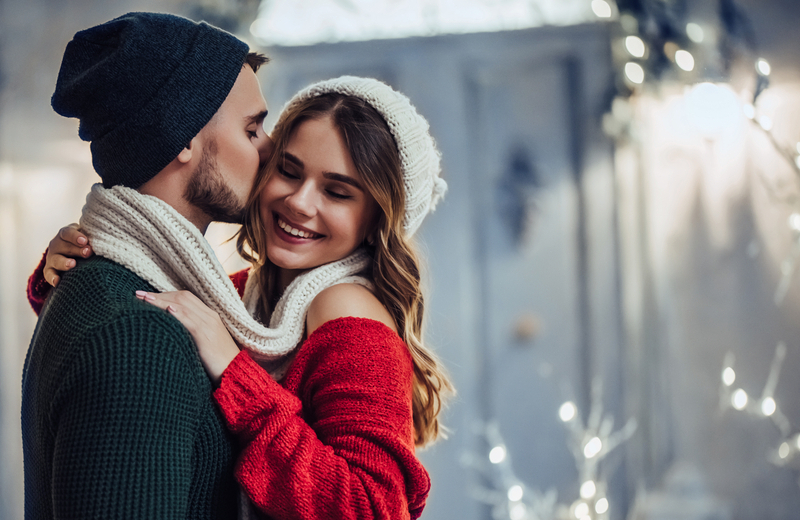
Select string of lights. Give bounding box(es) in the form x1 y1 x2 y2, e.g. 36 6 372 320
465 381 636 520
597 0 800 497
718 343 800 482
467 0 800 514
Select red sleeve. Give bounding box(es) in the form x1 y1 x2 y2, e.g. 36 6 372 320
229 268 250 298
213 317 430 520
27 250 51 315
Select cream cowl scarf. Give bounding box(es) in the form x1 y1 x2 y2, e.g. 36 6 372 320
79 184 371 379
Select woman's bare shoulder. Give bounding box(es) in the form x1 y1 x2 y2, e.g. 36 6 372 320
307 283 397 336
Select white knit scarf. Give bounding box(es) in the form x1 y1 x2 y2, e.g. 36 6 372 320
79 184 371 378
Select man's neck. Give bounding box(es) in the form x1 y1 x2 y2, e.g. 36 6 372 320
137 172 211 234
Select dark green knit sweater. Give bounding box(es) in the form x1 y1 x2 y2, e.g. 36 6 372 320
21 256 238 519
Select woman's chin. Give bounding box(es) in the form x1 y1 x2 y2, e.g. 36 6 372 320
266 250 313 272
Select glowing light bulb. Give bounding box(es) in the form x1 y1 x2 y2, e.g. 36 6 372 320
790 213 800 232
507 484 524 502
584 436 603 458
686 23 704 43
742 104 755 119
510 503 527 520
795 156 800 170
580 480 596 499
779 442 790 459
574 502 590 518
596 497 609 514
559 401 577 422
624 62 645 84
761 397 776 416
757 58 771 76
625 36 646 58
489 445 506 464
732 389 748 410
591 0 612 18
685 83 741 137
722 367 736 386
758 115 773 131
675 50 695 71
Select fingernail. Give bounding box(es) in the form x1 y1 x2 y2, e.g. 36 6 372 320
135 290 147 298
77 237 87 245
67 259 75 268
167 305 176 313
82 248 90 256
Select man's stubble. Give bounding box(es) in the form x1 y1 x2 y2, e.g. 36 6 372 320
183 139 246 224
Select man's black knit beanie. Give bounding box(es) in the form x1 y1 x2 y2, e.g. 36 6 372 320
51 12 250 188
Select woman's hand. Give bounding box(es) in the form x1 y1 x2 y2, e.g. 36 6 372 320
135 290 240 383
45 224 94 286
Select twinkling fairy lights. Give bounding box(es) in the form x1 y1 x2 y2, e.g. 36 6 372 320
462 422 559 520
591 0 800 500
559 380 637 520
465 381 636 520
719 343 800 486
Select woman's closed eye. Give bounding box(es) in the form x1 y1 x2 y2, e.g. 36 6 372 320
326 188 353 200
277 166 300 180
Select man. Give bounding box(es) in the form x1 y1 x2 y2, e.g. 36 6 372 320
21 12 272 519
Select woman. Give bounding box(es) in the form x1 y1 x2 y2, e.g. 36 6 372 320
28 76 452 520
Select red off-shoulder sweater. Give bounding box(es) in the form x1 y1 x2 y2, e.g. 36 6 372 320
27 255 430 520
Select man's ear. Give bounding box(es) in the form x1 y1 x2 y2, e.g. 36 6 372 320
176 136 198 164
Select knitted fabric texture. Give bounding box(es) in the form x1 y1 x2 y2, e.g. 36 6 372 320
22 256 238 519
79 183 371 378
214 316 431 520
52 12 249 188
277 76 446 236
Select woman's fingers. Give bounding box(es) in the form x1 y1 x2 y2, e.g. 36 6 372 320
45 224 93 286
135 290 240 382
52 224 93 256
43 254 76 287
58 223 88 247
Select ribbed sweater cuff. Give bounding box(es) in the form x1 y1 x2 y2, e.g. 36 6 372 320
213 351 299 440
28 250 51 315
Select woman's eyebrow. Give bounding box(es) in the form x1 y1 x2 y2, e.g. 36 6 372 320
282 152 304 168
282 151 363 190
323 172 364 191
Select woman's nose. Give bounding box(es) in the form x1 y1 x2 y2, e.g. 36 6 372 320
284 182 316 217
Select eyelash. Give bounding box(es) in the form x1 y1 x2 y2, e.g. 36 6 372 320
277 166 298 179
247 130 258 139
277 167 353 200
327 191 352 200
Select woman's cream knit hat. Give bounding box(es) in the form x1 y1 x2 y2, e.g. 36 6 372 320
278 76 447 237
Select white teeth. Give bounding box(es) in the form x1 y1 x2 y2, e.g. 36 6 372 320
278 218 316 238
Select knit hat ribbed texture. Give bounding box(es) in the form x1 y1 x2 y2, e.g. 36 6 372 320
280 76 446 237
52 12 250 188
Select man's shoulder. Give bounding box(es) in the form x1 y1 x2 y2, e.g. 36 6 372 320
36 256 192 349
26 257 209 406
45 256 152 314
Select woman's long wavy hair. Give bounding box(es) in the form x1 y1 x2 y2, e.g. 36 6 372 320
237 92 453 446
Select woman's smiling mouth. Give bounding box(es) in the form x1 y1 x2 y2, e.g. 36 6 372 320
276 214 323 240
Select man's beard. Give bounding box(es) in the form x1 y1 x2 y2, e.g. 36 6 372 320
184 141 246 224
